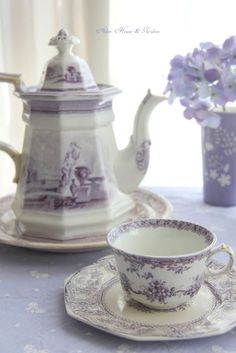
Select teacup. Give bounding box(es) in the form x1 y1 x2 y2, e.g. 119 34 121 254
107 219 235 310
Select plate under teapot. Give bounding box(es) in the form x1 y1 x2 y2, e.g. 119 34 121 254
0 188 172 252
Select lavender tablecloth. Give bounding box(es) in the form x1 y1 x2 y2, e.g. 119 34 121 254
0 187 236 353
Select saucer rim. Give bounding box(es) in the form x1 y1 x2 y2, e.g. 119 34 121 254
0 188 173 252
64 255 236 341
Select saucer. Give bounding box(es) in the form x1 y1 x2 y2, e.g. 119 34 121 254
64 255 236 341
0 189 172 252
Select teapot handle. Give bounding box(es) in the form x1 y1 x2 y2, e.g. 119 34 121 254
0 73 23 91
0 142 21 183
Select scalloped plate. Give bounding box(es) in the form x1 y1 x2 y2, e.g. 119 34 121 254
64 255 236 341
0 189 172 252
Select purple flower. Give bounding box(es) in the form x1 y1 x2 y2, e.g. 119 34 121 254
204 69 220 83
220 69 236 101
205 46 221 64
196 110 221 128
222 36 236 63
200 42 215 50
165 35 236 127
182 99 213 122
170 55 185 69
223 36 236 51
183 107 196 120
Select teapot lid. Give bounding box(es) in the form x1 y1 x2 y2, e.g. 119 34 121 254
41 29 98 92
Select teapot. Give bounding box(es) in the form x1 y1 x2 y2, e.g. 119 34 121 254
0 29 166 240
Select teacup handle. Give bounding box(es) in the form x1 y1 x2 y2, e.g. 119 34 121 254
0 142 21 183
206 243 235 276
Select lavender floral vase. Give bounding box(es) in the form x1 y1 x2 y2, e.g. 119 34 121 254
202 111 236 206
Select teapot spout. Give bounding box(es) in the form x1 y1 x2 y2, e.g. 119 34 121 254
114 90 166 194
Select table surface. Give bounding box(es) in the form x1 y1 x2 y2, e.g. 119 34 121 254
0 187 236 353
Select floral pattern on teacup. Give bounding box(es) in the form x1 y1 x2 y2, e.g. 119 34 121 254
112 248 208 274
119 271 203 305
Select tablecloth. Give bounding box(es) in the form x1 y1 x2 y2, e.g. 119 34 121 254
0 187 236 353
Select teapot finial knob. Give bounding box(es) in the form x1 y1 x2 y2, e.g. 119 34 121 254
48 29 80 52
41 29 98 91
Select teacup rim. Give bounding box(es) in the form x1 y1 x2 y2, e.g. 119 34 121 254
107 218 217 259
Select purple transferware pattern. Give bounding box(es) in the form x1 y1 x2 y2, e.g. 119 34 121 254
119 271 203 305
45 65 83 84
0 189 172 251
22 140 108 211
108 219 213 247
136 140 151 172
64 255 236 340
20 136 108 210
126 298 188 313
112 248 208 273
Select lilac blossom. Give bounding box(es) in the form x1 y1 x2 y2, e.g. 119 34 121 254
165 35 236 127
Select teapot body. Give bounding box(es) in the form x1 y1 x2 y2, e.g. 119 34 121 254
12 94 135 239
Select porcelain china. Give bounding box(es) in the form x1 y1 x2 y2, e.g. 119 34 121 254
107 219 234 309
64 255 236 341
0 189 172 252
0 29 166 241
